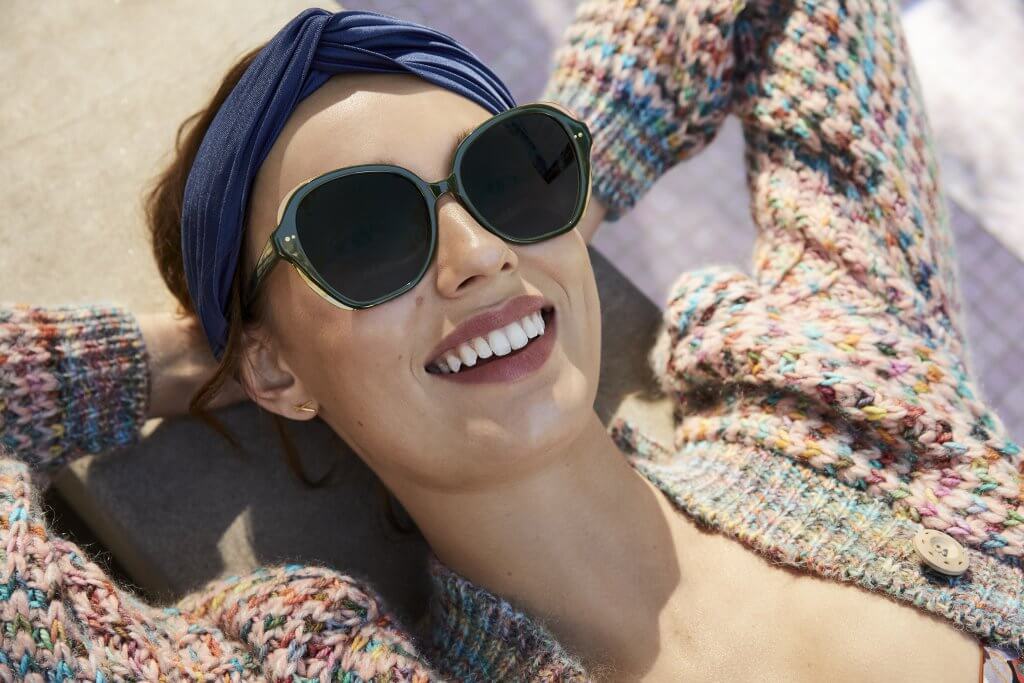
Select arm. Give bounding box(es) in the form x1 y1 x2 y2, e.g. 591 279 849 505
731 0 964 349
545 0 961 348
136 310 247 417
0 304 245 476
541 0 744 225
0 304 177 678
176 564 438 680
0 304 150 474
0 445 439 679
643 2 1021 559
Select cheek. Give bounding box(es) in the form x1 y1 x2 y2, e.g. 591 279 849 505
270 274 413 411
273 286 426 454
264 235 603 491
530 231 601 363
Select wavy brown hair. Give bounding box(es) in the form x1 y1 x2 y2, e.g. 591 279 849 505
143 44 417 536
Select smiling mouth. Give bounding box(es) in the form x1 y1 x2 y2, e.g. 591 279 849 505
425 307 556 382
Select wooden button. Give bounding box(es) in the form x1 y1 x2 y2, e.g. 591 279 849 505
913 529 969 576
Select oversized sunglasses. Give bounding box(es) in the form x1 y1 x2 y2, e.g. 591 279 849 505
244 102 593 312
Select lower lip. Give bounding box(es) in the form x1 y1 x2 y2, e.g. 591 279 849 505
430 309 557 385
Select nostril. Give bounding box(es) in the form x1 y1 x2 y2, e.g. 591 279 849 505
456 274 483 292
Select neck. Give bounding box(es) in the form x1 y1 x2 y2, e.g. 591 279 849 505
397 411 682 677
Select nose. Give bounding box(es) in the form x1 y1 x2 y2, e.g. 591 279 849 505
433 195 518 298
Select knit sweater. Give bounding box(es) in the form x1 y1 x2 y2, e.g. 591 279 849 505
2 0 1022 680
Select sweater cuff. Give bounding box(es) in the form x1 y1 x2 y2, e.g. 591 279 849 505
0 304 150 473
425 554 590 681
542 75 679 223
539 0 740 222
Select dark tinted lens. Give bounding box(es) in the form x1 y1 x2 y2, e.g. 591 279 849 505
459 112 581 240
294 172 431 305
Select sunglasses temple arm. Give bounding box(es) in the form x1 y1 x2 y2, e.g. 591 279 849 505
244 239 281 311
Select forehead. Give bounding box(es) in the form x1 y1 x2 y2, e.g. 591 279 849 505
275 73 489 189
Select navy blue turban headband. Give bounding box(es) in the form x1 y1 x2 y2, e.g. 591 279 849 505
181 8 517 359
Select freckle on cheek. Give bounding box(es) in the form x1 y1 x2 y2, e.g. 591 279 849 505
415 295 424 307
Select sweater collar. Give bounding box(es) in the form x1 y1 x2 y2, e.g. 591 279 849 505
424 553 592 681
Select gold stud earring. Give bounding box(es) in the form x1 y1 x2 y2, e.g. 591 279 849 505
293 400 317 414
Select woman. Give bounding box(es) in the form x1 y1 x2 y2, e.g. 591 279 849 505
2 0 1022 680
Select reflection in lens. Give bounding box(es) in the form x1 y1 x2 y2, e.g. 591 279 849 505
460 112 581 241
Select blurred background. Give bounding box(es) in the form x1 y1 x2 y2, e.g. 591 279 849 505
1 0 1022 601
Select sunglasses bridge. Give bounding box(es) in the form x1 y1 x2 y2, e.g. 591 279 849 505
426 173 465 207
429 175 454 198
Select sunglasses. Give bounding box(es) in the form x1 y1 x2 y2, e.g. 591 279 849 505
244 102 593 312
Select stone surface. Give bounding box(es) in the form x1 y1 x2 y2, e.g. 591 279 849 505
1 1 320 311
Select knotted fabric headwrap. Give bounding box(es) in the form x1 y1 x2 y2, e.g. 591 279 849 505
181 8 517 358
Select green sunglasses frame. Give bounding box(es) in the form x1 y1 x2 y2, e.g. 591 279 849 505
244 101 593 312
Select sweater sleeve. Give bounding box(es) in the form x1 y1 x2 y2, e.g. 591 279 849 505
0 451 441 679
543 0 962 350
174 564 439 680
540 0 742 221
0 304 150 475
639 2 1022 561
732 0 965 351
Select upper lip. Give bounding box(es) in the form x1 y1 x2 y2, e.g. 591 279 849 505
425 294 548 366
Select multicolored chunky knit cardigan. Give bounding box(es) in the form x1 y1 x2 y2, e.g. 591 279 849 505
2 0 1022 679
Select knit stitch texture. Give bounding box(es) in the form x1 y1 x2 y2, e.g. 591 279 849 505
542 0 1021 556
2 0 1023 680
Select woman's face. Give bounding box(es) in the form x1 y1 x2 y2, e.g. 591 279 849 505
242 73 601 495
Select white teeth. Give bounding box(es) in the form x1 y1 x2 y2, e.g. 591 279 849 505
505 321 528 350
472 336 492 359
521 314 538 338
457 343 477 367
430 309 552 374
487 328 512 356
445 352 462 373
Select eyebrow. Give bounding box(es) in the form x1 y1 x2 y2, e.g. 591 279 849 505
375 125 476 170
448 126 477 167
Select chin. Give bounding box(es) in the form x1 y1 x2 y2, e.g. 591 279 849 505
463 361 594 469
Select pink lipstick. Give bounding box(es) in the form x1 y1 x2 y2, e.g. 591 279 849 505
425 295 557 384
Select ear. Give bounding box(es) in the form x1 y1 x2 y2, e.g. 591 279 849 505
237 325 318 421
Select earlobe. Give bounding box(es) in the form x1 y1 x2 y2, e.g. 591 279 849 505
238 329 318 421
292 399 318 416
